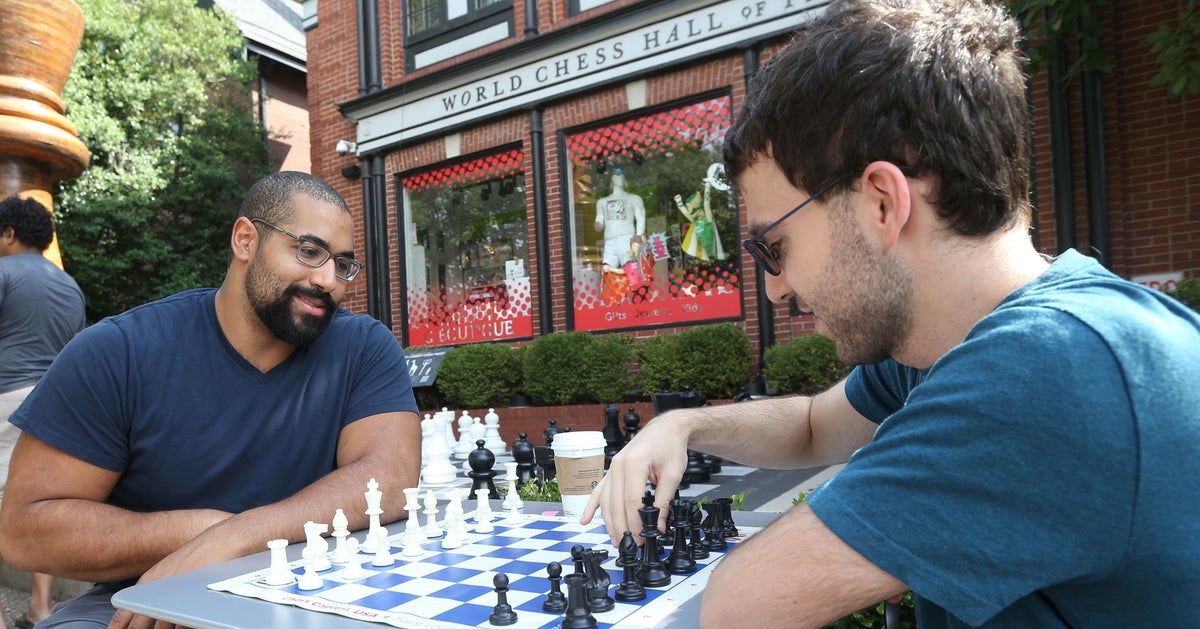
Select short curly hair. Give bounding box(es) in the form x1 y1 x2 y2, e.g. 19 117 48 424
0 196 55 251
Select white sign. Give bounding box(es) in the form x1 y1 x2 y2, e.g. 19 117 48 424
355 0 823 152
1133 271 1182 293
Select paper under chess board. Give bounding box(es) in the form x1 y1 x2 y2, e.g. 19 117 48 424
209 513 757 629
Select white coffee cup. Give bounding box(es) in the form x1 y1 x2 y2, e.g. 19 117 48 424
551 430 606 518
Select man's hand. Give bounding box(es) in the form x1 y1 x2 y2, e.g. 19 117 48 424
580 413 690 545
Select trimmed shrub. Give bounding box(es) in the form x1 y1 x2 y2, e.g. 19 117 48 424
1169 277 1200 312
633 323 752 399
763 333 850 396
435 343 522 408
523 332 634 405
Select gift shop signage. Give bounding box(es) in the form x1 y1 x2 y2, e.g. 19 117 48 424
353 0 821 152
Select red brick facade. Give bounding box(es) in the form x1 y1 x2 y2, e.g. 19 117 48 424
305 0 1199 365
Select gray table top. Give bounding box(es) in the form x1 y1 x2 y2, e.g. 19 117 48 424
111 501 781 629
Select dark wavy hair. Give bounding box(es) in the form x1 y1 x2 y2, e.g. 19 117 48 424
0 196 56 251
725 0 1031 236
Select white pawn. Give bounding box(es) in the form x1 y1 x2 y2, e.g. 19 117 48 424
339 551 369 581
453 411 474 459
264 538 294 586
422 490 443 538
483 408 507 453
401 488 426 546
474 488 494 533
372 525 394 567
297 546 324 590
446 489 468 539
440 508 463 549
303 521 331 571
462 418 488 473
504 501 524 525
330 509 352 564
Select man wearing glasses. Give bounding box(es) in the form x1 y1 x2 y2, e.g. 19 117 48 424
0 171 421 629
585 0 1200 627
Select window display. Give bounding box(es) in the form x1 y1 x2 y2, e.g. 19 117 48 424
566 95 742 331
402 148 531 347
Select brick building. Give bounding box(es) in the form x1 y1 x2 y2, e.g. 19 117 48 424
302 0 1199 369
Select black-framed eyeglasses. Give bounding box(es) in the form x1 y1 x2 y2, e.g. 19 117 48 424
251 218 363 281
741 178 847 276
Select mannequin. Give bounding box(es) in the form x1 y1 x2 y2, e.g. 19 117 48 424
594 167 646 270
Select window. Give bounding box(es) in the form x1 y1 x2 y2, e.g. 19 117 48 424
402 148 532 347
564 95 742 332
407 0 440 35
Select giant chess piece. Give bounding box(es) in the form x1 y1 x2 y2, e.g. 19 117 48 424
483 407 507 453
0 0 91 268
512 432 536 484
622 407 641 446
453 410 474 459
602 403 622 467
650 378 681 416
421 414 458 485
467 439 500 499
535 419 562 481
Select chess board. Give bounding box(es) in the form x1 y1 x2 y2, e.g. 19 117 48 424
209 512 758 629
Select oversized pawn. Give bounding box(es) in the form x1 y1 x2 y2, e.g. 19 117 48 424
511 432 536 485
467 439 500 499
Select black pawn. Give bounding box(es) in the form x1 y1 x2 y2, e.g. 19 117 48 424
622 407 641 445
561 573 598 629
512 432 536 485
468 439 500 499
614 532 646 602
542 561 568 612
489 573 518 626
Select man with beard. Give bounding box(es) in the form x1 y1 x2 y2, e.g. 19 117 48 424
0 172 421 629
584 1 1200 627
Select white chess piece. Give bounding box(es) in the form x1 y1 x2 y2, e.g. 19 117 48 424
436 408 457 454
264 538 294 586
362 478 383 553
483 407 507 453
303 521 332 571
422 490 443 538
462 418 488 473
454 410 474 459
330 509 351 564
421 417 459 486
297 546 324 590
401 488 426 545
504 502 524 525
339 551 369 581
371 525 395 566
501 461 523 510
420 414 434 468
440 507 463 549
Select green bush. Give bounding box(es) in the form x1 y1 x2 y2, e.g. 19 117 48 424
1168 277 1200 312
633 323 752 399
764 334 851 396
435 343 522 408
523 332 633 405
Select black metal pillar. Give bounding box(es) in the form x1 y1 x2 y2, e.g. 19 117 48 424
529 109 554 335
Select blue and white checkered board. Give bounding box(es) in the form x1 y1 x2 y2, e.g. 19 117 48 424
209 513 755 629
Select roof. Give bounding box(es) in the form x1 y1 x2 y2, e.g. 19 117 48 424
213 0 306 71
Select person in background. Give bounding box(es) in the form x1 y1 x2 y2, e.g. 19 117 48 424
585 1 1200 626
0 172 422 629
0 196 85 629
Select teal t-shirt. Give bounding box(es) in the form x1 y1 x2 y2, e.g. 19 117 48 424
809 251 1200 627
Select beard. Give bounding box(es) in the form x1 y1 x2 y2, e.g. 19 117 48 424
245 256 337 347
808 203 913 365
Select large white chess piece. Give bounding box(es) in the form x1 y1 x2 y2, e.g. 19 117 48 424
453 411 474 459
483 407 507 453
421 413 458 486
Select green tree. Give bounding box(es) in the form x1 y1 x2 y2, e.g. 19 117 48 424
55 0 273 321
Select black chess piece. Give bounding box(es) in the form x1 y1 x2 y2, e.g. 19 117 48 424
489 573 518 626
614 531 637 567
714 497 740 537
666 500 697 574
704 499 728 551
688 501 709 560
602 403 622 467
614 532 646 602
685 450 711 483
582 549 614 613
561 573 598 629
543 418 562 445
650 378 681 416
468 439 500 499
621 407 641 445
637 495 671 588
512 432 536 485
542 561 568 612
570 544 587 577
535 420 562 481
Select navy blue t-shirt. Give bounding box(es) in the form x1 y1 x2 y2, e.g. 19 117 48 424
810 251 1200 627
11 288 418 515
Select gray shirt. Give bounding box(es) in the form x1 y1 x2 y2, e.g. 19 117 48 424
0 252 86 394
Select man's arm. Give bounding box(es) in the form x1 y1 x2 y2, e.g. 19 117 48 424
700 503 907 628
583 379 877 542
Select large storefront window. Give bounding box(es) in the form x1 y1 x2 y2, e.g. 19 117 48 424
566 95 741 331
403 148 532 347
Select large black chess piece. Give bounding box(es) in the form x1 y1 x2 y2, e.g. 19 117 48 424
602 403 622 467
489 573 518 626
535 419 563 481
542 561 568 612
621 407 641 446
685 450 711 483
468 439 500 499
650 378 681 415
512 432 536 485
